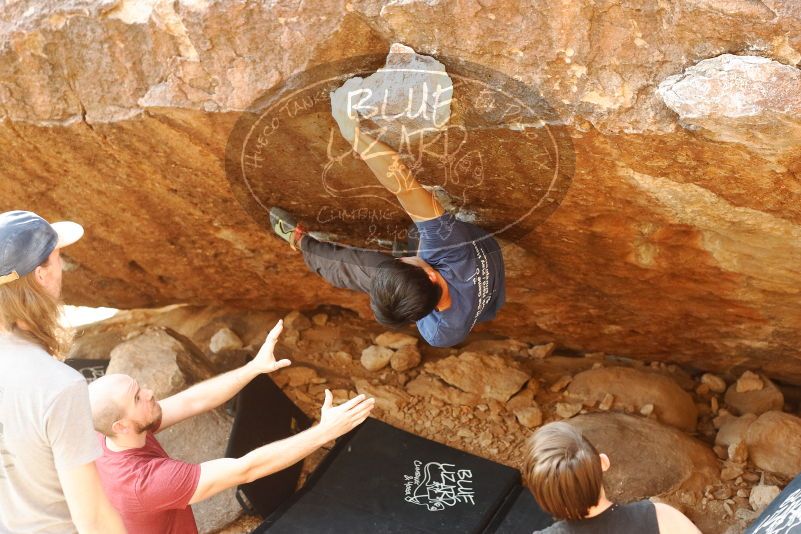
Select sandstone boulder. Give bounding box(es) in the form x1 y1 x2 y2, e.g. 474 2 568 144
107 328 216 398
715 413 757 447
525 377 541 396
728 441 748 464
208 327 243 354
736 371 765 393
360 345 394 371
745 411 801 478
3 2 801 385
405 374 481 406
598 393 615 411
566 366 698 432
283 311 311 332
528 342 556 359
724 374 784 415
569 413 719 503
425 352 529 402
506 388 536 412
549 375 572 393
721 462 744 481
556 402 583 419
390 344 421 372
506 389 542 428
515 406 543 429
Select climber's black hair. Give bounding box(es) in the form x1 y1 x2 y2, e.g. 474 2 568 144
369 259 441 327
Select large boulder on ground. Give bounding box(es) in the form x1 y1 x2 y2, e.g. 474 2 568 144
107 328 216 397
566 366 698 432
424 352 529 402
569 413 719 504
724 373 784 415
745 411 801 478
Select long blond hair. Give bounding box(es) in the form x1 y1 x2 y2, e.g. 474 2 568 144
0 267 71 358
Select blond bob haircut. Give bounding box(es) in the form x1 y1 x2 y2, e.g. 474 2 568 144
523 421 604 521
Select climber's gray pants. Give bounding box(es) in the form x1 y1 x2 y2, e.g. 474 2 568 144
300 236 393 294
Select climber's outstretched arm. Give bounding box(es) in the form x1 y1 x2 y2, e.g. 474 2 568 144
351 127 444 223
331 93 443 222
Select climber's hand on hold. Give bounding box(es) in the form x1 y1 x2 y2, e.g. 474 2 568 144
330 80 443 222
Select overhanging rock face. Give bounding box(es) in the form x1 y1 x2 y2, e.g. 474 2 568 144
1 1 800 381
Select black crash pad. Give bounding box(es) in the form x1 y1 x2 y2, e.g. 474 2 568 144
225 374 311 518
255 417 551 533
485 485 554 533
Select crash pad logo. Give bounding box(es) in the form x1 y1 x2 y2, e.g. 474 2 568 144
77 364 108 383
225 52 574 253
403 460 475 511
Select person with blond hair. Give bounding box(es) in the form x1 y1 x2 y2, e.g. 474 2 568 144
523 421 701 534
0 210 126 533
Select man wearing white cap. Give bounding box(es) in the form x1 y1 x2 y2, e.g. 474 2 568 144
0 211 125 533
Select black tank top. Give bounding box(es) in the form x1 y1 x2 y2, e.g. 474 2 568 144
535 500 660 534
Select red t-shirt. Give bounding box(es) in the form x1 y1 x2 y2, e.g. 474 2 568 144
95 432 201 534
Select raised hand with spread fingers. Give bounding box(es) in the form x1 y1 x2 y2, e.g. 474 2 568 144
247 319 292 375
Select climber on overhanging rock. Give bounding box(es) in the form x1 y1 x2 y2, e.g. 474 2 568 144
269 92 506 348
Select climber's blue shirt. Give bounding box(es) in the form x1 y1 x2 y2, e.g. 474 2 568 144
415 212 506 347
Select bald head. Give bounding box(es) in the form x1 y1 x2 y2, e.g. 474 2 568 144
88 374 131 437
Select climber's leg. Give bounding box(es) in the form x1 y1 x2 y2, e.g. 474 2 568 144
299 235 392 294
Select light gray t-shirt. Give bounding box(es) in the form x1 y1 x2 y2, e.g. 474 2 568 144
0 331 101 533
